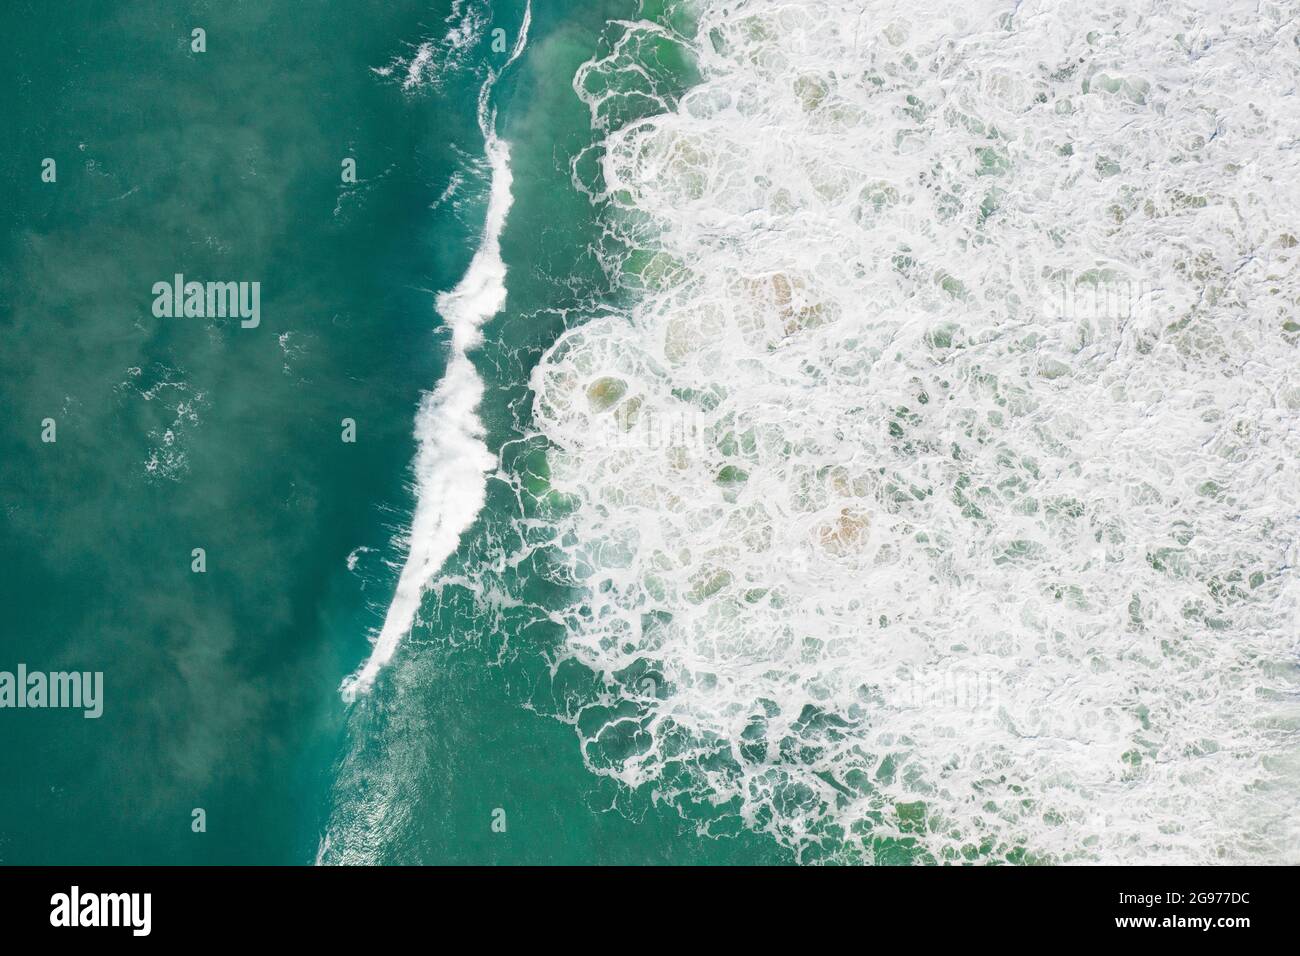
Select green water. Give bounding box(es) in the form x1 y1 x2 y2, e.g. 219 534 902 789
0 0 785 864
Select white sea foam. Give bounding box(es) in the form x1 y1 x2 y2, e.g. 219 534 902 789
341 3 533 702
374 1 497 93
526 0 1300 862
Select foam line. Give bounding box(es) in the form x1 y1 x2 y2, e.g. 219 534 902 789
341 2 532 702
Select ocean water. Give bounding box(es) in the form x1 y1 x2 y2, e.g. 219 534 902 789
3 0 1298 866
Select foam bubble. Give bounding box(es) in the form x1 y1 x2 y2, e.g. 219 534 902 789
520 0 1300 862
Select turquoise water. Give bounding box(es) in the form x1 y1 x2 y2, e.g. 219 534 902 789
0 0 782 865
1 0 476 863
3 0 1298 865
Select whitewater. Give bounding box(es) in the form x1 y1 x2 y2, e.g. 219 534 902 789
341 2 532 702
518 0 1300 863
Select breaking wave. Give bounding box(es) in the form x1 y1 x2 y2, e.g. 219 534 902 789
341 2 533 701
